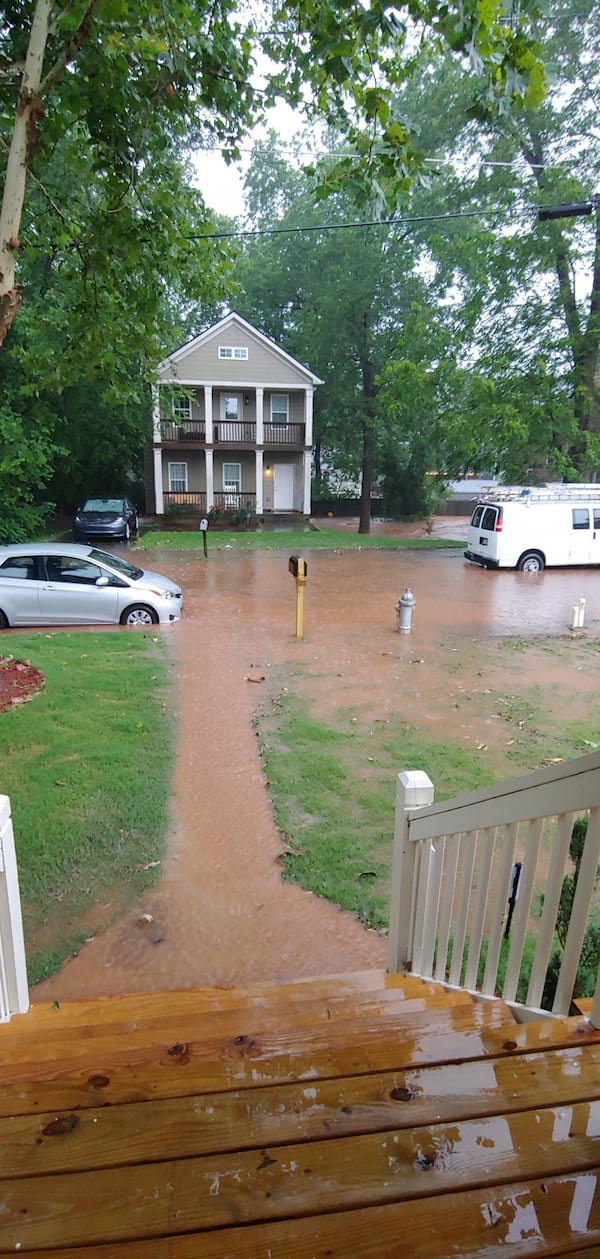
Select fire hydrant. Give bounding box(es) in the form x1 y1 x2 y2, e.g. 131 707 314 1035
396 588 415 634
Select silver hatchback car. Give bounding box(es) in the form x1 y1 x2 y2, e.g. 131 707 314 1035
0 544 183 628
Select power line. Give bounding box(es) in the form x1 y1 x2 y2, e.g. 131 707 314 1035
187 200 596 241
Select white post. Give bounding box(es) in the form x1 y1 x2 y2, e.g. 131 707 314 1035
302 451 311 516
204 386 213 443
305 387 314 447
151 383 161 441
255 449 264 514
205 448 214 511
255 388 264 445
388 770 434 973
0 796 29 1021
153 448 164 515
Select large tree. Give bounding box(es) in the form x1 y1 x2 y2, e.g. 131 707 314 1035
1 0 545 348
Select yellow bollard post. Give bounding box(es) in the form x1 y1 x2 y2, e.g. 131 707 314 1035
289 556 308 639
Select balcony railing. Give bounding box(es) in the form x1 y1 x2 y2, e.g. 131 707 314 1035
158 420 306 446
163 492 257 515
159 420 205 442
389 749 600 1026
264 422 305 445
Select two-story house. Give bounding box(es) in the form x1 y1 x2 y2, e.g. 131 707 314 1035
148 312 323 522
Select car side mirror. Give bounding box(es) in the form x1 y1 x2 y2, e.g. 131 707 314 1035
96 576 109 587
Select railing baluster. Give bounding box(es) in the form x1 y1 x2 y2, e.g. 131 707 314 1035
483 821 518 995
503 817 544 1002
448 830 477 987
526 812 573 1009
464 827 495 991
420 837 446 977
412 840 434 975
590 963 600 1029
434 835 459 981
553 806 600 1014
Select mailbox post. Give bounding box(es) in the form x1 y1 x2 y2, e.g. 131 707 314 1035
199 517 209 558
289 555 308 639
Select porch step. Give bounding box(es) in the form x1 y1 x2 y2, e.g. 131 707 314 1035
0 972 598 1257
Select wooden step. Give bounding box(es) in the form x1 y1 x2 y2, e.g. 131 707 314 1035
2 1040 599 1181
12 1172 598 1259
2 1095 599 1251
0 998 515 1116
7 976 473 1062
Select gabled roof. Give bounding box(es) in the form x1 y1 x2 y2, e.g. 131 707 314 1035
157 311 323 385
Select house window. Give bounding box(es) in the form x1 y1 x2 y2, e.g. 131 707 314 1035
223 395 239 421
223 463 241 492
271 393 289 426
219 346 248 360
172 394 192 422
168 462 188 493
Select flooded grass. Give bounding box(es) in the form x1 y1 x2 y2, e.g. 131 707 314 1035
0 632 175 984
257 635 600 931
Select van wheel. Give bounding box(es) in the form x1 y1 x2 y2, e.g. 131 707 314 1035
0 610 8 629
517 551 545 573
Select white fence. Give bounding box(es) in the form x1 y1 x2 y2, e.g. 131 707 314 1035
389 751 600 1026
0 795 29 1022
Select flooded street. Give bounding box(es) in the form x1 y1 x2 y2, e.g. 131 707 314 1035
33 535 600 1001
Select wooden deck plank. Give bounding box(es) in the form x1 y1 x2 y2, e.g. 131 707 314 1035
10 1173 600 1258
0 1008 596 1121
2 1042 599 1181
19 971 443 1036
0 987 474 1065
0 1000 529 1117
2 1104 599 1253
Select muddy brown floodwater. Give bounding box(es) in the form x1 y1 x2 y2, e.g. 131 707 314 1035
33 525 600 1001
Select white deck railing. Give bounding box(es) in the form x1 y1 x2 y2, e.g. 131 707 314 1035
0 795 29 1022
388 751 600 1026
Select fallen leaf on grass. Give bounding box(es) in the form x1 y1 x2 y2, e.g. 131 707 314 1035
136 860 161 871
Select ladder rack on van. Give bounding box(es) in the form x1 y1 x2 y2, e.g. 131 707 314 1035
480 484 600 504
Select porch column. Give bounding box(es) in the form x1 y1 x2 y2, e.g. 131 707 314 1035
151 383 161 440
205 447 214 510
255 387 264 444
305 387 314 447
204 386 213 443
153 448 164 514
302 450 311 516
255 449 264 514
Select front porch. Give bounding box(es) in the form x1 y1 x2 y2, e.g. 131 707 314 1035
1 971 599 1256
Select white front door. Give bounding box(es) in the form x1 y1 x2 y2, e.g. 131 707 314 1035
274 464 295 510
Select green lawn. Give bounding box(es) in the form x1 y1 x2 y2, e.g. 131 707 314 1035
0 632 175 984
136 528 464 553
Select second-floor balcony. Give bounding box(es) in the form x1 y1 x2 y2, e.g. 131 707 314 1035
158 420 306 447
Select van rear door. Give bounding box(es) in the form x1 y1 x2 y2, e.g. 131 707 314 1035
465 503 502 566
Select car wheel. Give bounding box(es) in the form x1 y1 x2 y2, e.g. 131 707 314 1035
120 604 159 627
0 609 8 629
517 551 545 573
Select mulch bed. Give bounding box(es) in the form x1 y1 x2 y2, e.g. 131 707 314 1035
0 656 45 713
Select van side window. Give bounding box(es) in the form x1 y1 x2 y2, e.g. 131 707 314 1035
572 509 590 530
594 509 600 530
481 507 497 531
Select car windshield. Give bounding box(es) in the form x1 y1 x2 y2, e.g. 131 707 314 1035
81 499 124 513
88 549 143 580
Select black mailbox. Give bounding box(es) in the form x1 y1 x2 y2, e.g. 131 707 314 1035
289 556 308 578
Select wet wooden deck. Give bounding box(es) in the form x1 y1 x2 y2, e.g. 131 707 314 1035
0 970 599 1257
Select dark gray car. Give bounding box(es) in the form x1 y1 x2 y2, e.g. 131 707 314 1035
73 497 138 542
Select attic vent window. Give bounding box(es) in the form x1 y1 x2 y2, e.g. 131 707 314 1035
219 346 248 360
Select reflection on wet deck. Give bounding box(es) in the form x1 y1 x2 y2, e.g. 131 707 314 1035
0 971 599 1257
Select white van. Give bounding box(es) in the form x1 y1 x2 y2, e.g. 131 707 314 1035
464 485 600 572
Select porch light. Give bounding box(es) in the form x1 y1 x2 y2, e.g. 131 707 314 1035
265 465 272 476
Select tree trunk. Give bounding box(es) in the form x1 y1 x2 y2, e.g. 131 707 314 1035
0 0 52 346
358 421 376 533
